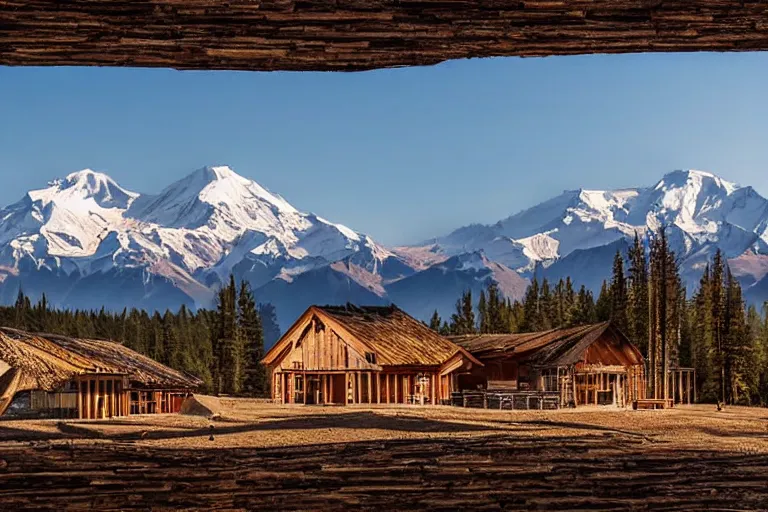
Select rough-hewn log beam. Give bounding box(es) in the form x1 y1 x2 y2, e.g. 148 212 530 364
2 1 768 72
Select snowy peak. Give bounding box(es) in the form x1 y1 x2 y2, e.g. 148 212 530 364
30 169 138 210
654 169 738 195
424 169 768 276
128 165 300 230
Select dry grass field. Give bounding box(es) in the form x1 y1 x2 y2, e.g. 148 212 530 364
1 400 767 511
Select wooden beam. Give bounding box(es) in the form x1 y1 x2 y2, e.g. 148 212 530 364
5 1 768 72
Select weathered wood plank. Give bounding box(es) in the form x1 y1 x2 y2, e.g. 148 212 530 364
2 1 768 71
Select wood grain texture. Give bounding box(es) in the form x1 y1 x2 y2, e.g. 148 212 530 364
2 1 768 71
1 433 767 510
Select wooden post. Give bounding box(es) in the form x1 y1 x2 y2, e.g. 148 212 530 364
97 379 102 418
394 373 399 403
377 374 381 404
344 372 349 405
431 374 436 405
367 372 373 404
356 372 362 404
330 374 335 404
386 374 391 404
572 372 578 407
302 373 307 405
77 379 83 419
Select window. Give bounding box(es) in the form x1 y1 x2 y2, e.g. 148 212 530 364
365 352 377 364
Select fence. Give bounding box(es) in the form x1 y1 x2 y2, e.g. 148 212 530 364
451 391 560 410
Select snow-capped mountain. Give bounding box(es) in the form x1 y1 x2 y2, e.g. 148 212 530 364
0 166 526 331
2 167 767 336
0 166 408 322
409 169 768 299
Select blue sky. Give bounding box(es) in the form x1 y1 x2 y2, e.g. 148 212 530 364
2 52 768 245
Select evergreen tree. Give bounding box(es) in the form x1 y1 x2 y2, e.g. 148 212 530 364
539 279 553 330
428 310 442 332
521 278 540 332
627 232 649 355
595 281 611 322
477 291 488 333
486 282 505 333
609 249 629 331
213 275 240 394
449 290 475 335
163 310 179 368
239 281 268 397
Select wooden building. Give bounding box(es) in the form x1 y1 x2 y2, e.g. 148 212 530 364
451 323 647 408
262 304 483 405
0 327 201 419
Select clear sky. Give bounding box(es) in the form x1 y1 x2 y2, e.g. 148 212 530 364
2 52 768 245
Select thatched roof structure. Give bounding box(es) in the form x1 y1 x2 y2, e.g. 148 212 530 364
451 323 643 369
0 327 201 398
264 304 481 368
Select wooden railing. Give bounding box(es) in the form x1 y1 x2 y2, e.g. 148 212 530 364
451 391 560 410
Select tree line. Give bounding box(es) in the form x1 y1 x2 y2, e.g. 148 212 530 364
1 276 279 397
429 228 768 406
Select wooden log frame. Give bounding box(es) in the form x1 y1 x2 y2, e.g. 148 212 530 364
3 1 768 72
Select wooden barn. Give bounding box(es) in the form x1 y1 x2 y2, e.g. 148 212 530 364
451 323 647 408
262 304 483 405
0 327 201 419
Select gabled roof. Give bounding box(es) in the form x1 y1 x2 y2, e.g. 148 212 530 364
263 304 482 368
451 322 643 368
0 327 202 392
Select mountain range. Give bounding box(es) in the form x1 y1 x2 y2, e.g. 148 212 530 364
1 166 767 337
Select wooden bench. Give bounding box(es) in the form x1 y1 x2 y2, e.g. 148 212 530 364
633 398 674 410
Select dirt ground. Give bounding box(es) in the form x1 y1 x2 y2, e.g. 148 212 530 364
1 400 767 511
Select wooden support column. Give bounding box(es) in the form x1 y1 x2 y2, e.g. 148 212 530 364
377 374 381 404
431 374 436 405
77 379 83 419
594 374 598 405
302 373 307 405
356 372 362 404
394 374 399 404
91 377 99 419
386 374 391 404
330 374 335 404
367 372 373 404
344 373 349 405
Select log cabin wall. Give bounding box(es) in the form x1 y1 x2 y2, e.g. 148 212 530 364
451 322 649 407
265 305 484 406
76 375 129 420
